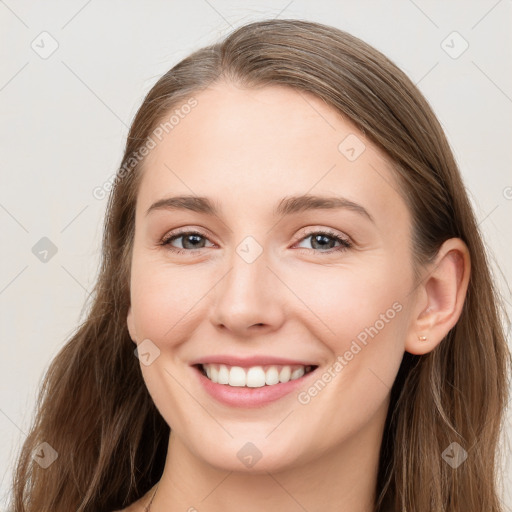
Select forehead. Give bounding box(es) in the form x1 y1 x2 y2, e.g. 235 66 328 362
136 82 407 224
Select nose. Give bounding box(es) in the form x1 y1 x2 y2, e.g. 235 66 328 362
210 247 286 338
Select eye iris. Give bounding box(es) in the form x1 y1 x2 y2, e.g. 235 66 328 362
311 234 336 250
182 234 204 249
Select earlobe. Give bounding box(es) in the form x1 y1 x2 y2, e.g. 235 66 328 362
405 238 471 355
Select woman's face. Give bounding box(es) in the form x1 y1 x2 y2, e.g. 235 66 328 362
127 82 419 472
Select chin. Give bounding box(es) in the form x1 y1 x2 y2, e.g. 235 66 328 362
188 435 309 475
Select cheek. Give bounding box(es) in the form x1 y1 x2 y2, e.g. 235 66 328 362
129 260 209 343
288 258 409 352
289 266 409 451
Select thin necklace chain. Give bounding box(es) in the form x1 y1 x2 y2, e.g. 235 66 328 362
144 482 159 512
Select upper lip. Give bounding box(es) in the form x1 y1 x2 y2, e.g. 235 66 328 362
190 355 318 368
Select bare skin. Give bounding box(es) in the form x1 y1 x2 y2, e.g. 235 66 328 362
121 82 470 511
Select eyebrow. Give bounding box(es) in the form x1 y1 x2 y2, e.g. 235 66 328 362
145 194 374 223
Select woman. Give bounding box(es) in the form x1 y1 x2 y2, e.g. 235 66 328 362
10 18 510 512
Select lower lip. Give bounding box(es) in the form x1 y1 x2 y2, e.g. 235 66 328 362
193 366 317 408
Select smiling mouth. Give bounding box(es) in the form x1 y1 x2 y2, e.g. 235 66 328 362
195 363 318 388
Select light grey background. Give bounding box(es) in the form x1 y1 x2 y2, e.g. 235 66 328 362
1 0 511 509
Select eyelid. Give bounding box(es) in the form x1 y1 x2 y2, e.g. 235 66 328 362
160 227 216 249
293 226 351 245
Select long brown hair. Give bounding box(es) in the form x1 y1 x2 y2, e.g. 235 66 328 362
11 18 511 512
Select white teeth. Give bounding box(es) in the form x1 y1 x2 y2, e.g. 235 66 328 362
201 363 314 387
291 367 305 380
229 366 246 387
279 366 291 383
246 366 266 387
265 366 280 385
217 365 229 384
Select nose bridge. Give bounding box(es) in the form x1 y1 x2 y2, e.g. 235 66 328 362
220 240 273 309
211 236 285 333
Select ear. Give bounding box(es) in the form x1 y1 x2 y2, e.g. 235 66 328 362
405 238 471 355
127 306 138 345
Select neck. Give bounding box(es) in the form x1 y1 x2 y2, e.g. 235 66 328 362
150 400 388 512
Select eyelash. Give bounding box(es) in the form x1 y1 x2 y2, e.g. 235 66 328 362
159 228 352 256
